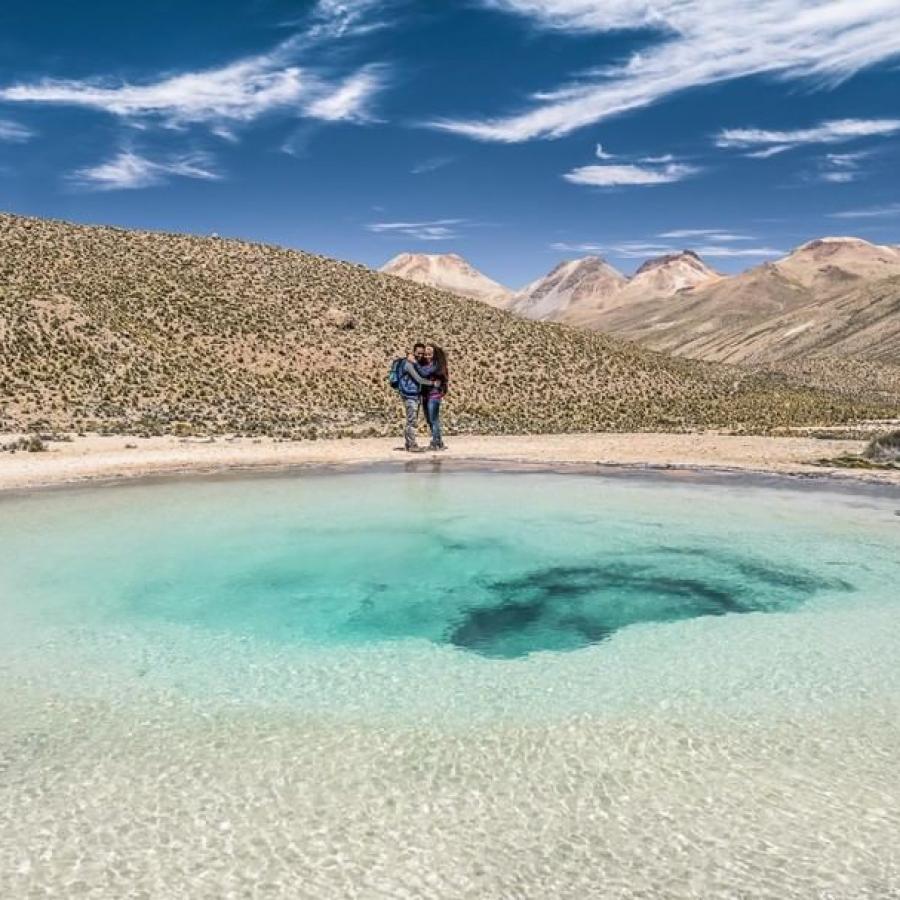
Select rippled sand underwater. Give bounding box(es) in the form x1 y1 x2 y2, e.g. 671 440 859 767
2 470 899 898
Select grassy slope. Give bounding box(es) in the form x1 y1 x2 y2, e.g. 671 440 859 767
0 213 893 437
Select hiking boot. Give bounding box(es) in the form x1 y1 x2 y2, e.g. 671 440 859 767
428 443 447 451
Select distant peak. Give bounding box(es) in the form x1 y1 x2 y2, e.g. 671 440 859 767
633 249 708 277
379 250 511 303
384 251 469 267
552 255 613 272
793 236 872 253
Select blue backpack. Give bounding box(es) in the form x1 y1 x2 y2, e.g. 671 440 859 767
388 357 407 392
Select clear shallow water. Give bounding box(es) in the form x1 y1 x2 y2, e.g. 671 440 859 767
0 470 891 660
2 470 900 898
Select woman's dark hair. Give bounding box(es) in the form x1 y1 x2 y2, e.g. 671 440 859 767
427 343 449 386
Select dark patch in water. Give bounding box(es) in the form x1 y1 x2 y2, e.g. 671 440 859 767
125 541 853 660
450 558 847 658
449 600 545 649
656 545 852 593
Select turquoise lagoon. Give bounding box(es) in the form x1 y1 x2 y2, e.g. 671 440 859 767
2 469 899 897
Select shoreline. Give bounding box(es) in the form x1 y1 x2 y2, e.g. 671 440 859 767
2 431 899 494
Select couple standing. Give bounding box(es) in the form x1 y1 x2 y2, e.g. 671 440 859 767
398 342 449 453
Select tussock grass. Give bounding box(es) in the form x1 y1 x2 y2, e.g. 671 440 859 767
863 430 900 463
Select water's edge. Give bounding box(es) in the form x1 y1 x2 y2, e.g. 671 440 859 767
4 455 900 502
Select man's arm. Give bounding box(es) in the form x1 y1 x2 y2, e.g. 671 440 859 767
404 360 433 386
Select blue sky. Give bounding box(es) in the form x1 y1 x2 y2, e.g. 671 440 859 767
1 0 899 287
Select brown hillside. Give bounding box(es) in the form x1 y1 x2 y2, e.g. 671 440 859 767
580 238 900 373
0 213 891 437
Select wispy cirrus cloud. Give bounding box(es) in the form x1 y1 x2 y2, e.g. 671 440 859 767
829 202 900 219
0 118 35 142
0 50 386 130
564 161 699 187
658 229 753 241
0 2 390 134
815 150 873 183
69 150 221 191
745 145 793 159
716 118 900 154
551 239 782 258
305 0 394 40
411 155 455 174
691 245 784 258
303 64 389 122
366 219 465 240
431 1 900 142
549 242 605 253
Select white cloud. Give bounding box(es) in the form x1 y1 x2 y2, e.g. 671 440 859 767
411 155 455 174
0 5 390 133
306 0 391 40
551 239 781 258
367 219 465 240
658 229 752 241
808 147 874 183
550 242 610 253
0 119 34 142
564 161 698 186
431 1 900 142
594 143 615 159
303 64 388 122
716 118 900 152
692 245 783 258
820 171 857 183
2 50 309 126
825 151 871 167
70 150 221 190
745 145 792 159
829 203 900 219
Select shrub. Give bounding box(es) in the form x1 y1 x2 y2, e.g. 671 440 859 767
1 434 47 452
862 429 900 463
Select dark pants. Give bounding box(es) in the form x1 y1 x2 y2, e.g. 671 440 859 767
426 397 444 447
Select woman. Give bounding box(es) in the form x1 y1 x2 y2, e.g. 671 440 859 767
421 342 449 451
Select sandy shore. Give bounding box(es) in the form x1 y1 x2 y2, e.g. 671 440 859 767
2 431 898 492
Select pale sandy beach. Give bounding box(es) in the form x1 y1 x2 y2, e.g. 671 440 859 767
2 430 898 492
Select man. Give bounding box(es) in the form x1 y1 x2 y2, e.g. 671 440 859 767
398 343 434 452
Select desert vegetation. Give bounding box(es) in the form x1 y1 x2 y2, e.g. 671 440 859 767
757 355 900 406
0 213 895 438
814 428 900 470
863 429 900 464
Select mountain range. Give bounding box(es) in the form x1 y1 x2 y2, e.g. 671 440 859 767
380 241 900 385
380 249 719 320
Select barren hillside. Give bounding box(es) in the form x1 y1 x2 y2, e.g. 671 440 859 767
585 238 900 367
0 214 891 437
